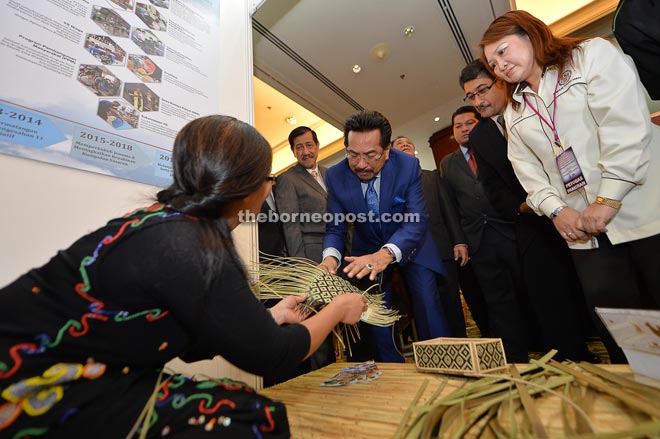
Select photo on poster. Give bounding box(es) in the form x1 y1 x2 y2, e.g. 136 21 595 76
107 0 135 11
97 99 140 129
130 28 165 56
77 65 122 97
84 34 127 66
122 83 160 112
148 0 170 9
91 6 131 38
127 54 162 83
135 3 167 31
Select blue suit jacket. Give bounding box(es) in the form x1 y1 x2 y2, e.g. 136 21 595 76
323 148 445 275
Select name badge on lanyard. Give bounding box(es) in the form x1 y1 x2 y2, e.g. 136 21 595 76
555 145 586 193
524 73 587 195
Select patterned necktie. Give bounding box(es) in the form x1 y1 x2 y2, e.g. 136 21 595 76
311 169 326 192
365 178 379 218
467 149 478 176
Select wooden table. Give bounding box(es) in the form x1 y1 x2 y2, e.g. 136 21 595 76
260 362 644 439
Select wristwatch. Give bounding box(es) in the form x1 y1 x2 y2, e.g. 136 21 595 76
382 246 396 264
595 196 622 209
549 205 566 219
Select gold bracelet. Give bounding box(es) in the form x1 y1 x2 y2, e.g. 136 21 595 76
595 196 622 209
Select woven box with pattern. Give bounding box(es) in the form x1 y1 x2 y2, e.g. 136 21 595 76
413 337 508 376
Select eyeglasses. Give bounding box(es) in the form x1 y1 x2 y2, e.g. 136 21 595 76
463 81 496 102
346 151 383 163
266 175 277 184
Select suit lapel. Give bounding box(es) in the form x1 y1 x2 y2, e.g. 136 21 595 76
379 153 395 215
454 149 474 179
295 164 326 195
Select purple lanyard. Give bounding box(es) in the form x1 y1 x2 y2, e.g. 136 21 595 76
524 74 561 144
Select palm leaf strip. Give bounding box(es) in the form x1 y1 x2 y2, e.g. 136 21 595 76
547 360 660 419
510 363 548 438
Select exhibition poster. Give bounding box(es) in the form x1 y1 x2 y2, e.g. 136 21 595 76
0 0 221 187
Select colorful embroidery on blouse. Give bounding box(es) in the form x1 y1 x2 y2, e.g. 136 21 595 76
0 361 106 433
131 375 280 437
0 204 185 432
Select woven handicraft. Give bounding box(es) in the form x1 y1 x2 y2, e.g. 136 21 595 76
252 254 400 328
476 341 506 370
415 343 474 371
413 337 507 375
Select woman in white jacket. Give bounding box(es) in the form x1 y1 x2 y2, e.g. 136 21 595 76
479 10 660 363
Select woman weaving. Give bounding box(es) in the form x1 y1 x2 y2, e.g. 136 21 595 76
0 115 367 438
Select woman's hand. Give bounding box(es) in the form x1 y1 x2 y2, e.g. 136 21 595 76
268 294 308 325
551 206 591 243
328 293 368 325
579 203 618 235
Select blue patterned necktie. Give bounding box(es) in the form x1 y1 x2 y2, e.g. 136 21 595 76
365 178 379 217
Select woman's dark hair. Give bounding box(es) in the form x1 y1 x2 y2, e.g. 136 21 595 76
459 59 495 88
479 10 587 109
157 115 272 289
343 110 392 149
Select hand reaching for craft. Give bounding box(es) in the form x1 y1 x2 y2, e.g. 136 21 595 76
343 249 391 281
268 294 308 325
318 256 339 275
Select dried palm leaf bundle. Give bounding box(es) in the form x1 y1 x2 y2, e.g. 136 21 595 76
252 254 399 356
252 254 400 328
396 350 660 439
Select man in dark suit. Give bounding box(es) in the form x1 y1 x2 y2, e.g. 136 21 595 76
392 136 477 338
440 106 528 363
276 126 328 263
459 60 594 361
320 110 450 362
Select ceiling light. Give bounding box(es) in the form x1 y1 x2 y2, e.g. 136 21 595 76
369 43 391 62
352 64 361 73
285 116 297 125
434 116 440 122
404 26 414 37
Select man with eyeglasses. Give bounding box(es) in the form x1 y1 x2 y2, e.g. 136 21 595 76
459 60 595 362
320 110 451 363
275 126 335 372
439 105 528 363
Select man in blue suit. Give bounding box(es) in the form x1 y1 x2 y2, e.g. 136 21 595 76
320 110 450 362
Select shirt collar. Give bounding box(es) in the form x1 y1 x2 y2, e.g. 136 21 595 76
459 145 470 159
